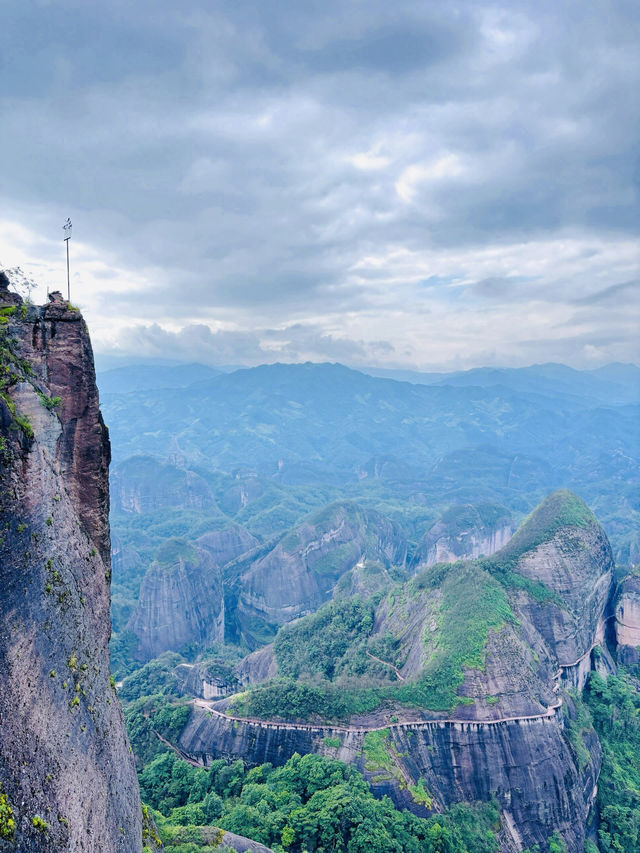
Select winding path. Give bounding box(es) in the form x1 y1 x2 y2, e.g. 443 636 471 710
184 627 607 740
365 650 406 681
191 696 563 735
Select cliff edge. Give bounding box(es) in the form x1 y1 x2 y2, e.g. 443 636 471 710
0 278 141 851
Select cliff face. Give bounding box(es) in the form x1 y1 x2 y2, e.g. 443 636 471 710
413 503 514 568
0 286 141 851
128 527 256 660
513 523 612 669
128 540 225 660
180 702 599 853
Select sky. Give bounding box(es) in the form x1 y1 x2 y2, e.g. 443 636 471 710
1 0 638 371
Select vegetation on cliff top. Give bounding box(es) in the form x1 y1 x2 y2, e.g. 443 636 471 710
233 559 514 721
0 306 34 442
430 502 512 538
491 489 595 565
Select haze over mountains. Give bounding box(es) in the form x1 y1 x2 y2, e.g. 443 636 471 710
102 357 639 719
99 359 639 567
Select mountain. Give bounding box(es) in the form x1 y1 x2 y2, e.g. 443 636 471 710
0 281 141 851
230 501 407 647
128 528 257 659
90 352 640 851
362 361 640 405
101 360 639 565
97 361 221 395
178 491 614 853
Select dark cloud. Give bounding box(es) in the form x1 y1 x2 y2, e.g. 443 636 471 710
572 280 639 306
472 277 519 299
0 0 638 367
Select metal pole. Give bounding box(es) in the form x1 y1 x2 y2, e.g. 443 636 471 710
66 238 70 302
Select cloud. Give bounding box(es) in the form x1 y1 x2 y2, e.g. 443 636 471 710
111 321 395 367
0 0 638 370
571 279 639 306
395 154 466 203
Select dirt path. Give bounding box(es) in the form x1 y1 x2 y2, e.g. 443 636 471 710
366 650 405 681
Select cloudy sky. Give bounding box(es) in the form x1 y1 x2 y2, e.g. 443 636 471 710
1 0 638 370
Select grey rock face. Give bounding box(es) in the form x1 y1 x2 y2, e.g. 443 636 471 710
515 523 613 666
175 661 237 700
235 645 278 687
128 525 256 659
0 299 141 852
198 526 258 567
413 503 514 568
128 542 225 660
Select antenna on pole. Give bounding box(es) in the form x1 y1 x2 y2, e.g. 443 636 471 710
63 218 72 302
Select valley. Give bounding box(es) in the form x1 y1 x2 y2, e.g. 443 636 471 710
99 358 639 853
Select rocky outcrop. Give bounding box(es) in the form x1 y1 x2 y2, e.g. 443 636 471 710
0 285 141 851
175 661 238 700
413 503 513 568
178 491 613 853
198 525 258 567
614 572 640 665
510 512 613 669
217 830 275 852
128 525 256 660
128 540 225 660
164 825 274 852
235 502 406 646
236 645 278 686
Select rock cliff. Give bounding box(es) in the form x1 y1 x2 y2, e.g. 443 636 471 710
234 501 406 646
0 281 141 851
180 702 599 853
614 571 640 666
127 539 226 660
128 525 257 659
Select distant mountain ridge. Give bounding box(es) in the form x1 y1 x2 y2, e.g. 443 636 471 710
99 361 639 472
101 360 639 573
361 361 640 404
